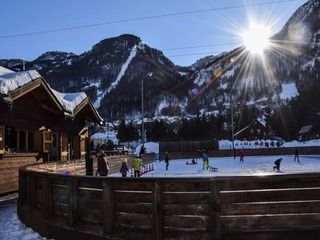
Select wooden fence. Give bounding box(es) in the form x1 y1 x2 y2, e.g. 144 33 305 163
18 168 320 240
0 153 38 195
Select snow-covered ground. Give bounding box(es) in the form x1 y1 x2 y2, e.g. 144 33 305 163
1 139 320 239
111 154 320 177
0 196 50 240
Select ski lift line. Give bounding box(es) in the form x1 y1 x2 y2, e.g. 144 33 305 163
0 0 296 39
168 50 236 58
162 42 241 51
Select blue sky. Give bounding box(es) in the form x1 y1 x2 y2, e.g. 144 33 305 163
0 0 307 66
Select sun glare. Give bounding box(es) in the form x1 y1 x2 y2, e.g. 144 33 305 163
243 22 271 55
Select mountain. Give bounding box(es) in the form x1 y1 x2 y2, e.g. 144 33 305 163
1 0 320 139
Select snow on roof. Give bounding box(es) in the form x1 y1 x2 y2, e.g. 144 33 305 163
0 66 14 75
0 69 41 95
0 67 102 121
51 89 87 113
298 125 313 134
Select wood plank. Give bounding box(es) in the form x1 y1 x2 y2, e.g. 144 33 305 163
113 181 154 191
218 175 320 191
162 181 210 191
115 202 153 214
163 203 209 216
163 215 210 229
221 213 320 232
114 191 153 203
116 212 153 229
220 188 320 204
211 180 221 240
163 192 210 204
153 182 163 240
221 200 320 215
103 181 114 234
223 229 320 240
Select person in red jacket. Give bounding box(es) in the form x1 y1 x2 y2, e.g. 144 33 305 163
239 149 244 163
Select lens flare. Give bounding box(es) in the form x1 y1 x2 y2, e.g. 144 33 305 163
242 22 271 55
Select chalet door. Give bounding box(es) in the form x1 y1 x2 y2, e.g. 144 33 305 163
49 133 58 161
60 133 68 161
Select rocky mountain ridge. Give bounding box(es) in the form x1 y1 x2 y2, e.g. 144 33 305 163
0 0 320 139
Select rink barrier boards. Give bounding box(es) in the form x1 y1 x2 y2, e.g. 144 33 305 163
18 168 320 240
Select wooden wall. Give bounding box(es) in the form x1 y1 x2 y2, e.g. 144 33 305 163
18 169 320 240
0 153 38 195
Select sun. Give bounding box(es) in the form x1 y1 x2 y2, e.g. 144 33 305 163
242 22 271 55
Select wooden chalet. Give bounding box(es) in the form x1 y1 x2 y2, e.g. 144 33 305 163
298 125 315 141
0 66 104 194
234 119 266 141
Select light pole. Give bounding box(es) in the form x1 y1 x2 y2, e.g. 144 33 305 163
141 72 153 147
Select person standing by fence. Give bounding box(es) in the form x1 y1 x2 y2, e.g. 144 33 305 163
239 149 244 163
165 151 169 170
201 150 209 170
133 155 143 177
294 148 300 163
95 151 110 176
120 158 129 177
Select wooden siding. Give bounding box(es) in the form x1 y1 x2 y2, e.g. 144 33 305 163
18 168 320 240
0 153 37 194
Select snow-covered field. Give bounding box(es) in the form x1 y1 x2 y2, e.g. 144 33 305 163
111 154 320 177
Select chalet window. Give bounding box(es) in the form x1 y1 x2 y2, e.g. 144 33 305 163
257 129 261 134
5 127 16 152
250 129 254 134
4 127 34 153
19 131 26 151
42 130 52 153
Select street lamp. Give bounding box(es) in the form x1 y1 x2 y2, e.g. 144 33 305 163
141 72 153 147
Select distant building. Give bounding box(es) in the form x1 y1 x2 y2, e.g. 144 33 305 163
234 119 266 141
298 125 315 141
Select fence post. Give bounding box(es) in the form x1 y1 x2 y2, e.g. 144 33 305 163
210 179 221 240
67 178 78 226
153 181 163 240
27 174 36 214
42 176 52 219
103 180 114 234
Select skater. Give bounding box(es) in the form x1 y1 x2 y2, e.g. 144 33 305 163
273 158 282 171
132 155 143 177
186 158 197 165
239 149 244 163
294 148 300 163
165 151 169 170
201 150 209 170
95 151 110 176
119 158 129 177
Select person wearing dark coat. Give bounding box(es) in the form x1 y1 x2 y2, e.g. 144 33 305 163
294 148 300 163
96 152 110 176
273 158 282 171
165 152 169 170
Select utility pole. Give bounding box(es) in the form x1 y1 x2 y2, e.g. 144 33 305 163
231 95 235 158
141 77 145 147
